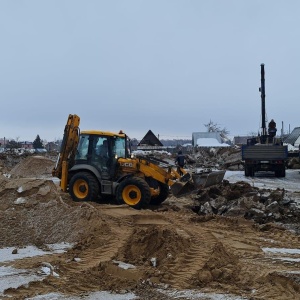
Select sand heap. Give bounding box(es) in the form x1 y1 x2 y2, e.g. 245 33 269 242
8 155 55 178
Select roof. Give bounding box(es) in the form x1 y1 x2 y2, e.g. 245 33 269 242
138 130 163 146
284 127 300 145
81 130 126 138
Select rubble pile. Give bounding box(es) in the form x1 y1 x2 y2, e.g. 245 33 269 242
287 156 300 169
193 180 300 227
1 150 300 299
189 147 242 170
0 152 26 174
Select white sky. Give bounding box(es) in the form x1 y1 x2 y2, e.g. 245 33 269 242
0 0 299 142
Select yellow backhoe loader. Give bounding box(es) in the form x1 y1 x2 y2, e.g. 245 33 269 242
52 114 224 209
52 114 225 209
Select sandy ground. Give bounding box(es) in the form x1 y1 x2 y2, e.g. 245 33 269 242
0 155 300 300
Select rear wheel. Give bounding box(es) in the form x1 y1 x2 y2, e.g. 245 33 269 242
275 167 286 177
245 165 254 177
249 167 255 177
116 177 151 210
69 172 99 202
245 166 250 177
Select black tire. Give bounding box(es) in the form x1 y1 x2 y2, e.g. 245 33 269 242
69 172 99 202
276 167 286 178
116 177 151 210
245 166 254 177
245 166 250 177
150 182 170 205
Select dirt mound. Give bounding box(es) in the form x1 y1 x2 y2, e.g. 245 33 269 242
197 242 241 288
9 155 55 178
120 226 190 266
0 177 107 248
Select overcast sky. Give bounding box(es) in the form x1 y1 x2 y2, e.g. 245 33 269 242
0 1 299 142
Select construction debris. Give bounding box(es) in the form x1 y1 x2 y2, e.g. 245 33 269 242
1 150 300 300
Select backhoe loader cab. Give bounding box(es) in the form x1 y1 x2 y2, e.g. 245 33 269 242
74 131 131 176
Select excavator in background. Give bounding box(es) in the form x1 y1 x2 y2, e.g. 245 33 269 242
52 114 220 209
241 64 288 177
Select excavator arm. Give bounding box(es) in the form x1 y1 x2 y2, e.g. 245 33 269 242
52 114 80 191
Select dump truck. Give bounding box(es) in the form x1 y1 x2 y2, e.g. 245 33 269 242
52 114 225 209
242 64 288 177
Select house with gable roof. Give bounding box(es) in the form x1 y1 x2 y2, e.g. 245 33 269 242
137 130 164 150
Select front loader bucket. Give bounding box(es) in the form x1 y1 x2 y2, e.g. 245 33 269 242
192 170 226 189
170 170 226 198
170 181 196 197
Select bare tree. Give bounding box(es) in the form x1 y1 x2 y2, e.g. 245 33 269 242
204 120 230 137
248 131 258 137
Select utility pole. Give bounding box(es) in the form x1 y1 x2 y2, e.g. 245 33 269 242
259 63 267 136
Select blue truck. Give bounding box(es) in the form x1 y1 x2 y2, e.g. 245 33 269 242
242 138 288 177
242 64 288 177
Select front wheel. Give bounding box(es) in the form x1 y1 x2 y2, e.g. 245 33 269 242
69 172 99 202
150 182 170 205
116 177 151 210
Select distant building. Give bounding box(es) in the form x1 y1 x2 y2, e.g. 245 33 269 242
137 130 164 150
20 141 33 149
0 138 8 147
192 132 230 147
284 127 300 147
45 141 60 152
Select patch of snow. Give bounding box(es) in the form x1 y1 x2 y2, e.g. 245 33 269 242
14 197 27 204
27 291 138 300
262 247 300 255
132 150 171 156
0 243 73 263
0 266 42 294
262 247 300 263
284 143 298 151
159 289 247 299
272 257 300 263
40 266 59 277
112 260 136 270
196 138 230 147
224 169 300 192
17 186 24 193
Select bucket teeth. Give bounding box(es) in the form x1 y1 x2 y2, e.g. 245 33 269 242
170 181 196 197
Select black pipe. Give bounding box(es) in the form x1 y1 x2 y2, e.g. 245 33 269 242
260 64 266 135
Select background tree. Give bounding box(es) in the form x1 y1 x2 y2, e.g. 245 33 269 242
6 139 21 149
204 120 230 136
33 135 44 149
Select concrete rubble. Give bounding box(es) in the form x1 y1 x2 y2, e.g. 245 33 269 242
0 147 300 300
